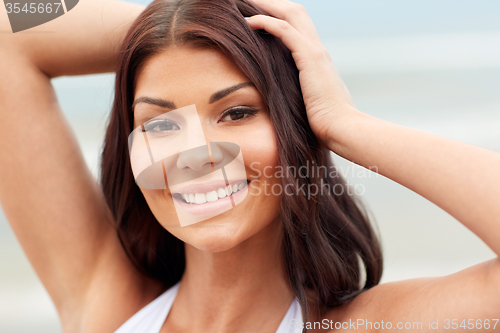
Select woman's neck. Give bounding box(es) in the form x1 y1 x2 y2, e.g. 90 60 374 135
165 218 295 333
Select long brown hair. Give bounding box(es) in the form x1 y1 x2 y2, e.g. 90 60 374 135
100 0 383 326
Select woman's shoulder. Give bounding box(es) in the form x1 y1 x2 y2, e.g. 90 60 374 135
322 260 500 332
317 279 432 333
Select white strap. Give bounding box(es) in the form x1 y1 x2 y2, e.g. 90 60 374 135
114 282 302 333
275 298 304 333
113 281 180 333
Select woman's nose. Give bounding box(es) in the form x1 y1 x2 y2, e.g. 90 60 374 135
176 142 224 171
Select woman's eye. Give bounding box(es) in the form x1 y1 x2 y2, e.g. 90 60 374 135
219 108 258 123
142 120 180 133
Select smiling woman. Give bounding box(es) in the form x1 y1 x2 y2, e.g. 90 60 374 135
101 0 383 329
1 0 500 332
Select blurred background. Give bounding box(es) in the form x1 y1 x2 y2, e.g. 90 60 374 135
1 0 499 331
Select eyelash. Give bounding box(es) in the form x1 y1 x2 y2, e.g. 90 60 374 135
139 107 259 133
218 107 258 123
141 120 179 133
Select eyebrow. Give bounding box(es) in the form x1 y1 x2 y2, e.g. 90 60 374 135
132 82 255 111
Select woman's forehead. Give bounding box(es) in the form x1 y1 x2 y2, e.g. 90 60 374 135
135 45 249 94
133 46 257 117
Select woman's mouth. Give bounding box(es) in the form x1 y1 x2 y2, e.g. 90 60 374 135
173 180 248 205
170 179 250 220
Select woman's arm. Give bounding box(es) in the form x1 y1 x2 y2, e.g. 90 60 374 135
327 110 500 256
245 0 500 326
0 0 146 329
323 110 500 329
2 0 144 77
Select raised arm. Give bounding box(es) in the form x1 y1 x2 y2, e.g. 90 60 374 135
245 0 500 327
0 0 146 329
2 0 144 77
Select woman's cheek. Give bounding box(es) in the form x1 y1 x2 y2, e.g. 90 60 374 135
240 120 279 172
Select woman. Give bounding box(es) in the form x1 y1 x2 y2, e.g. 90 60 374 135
0 0 499 332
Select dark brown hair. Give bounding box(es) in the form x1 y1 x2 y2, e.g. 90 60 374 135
100 0 383 326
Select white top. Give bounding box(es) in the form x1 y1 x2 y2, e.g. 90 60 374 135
114 281 304 333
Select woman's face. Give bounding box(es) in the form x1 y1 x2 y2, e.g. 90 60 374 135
132 45 282 252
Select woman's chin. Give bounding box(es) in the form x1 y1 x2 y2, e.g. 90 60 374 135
189 241 237 253
185 231 244 253
166 218 247 253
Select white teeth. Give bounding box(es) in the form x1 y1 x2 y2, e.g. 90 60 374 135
225 185 232 196
195 193 206 204
206 190 218 202
179 181 246 205
217 188 227 198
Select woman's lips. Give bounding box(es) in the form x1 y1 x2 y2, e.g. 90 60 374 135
170 179 247 195
172 180 250 217
175 180 247 204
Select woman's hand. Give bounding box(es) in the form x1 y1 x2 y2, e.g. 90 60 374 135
245 0 359 149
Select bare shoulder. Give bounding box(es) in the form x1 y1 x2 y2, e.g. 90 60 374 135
317 259 500 333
